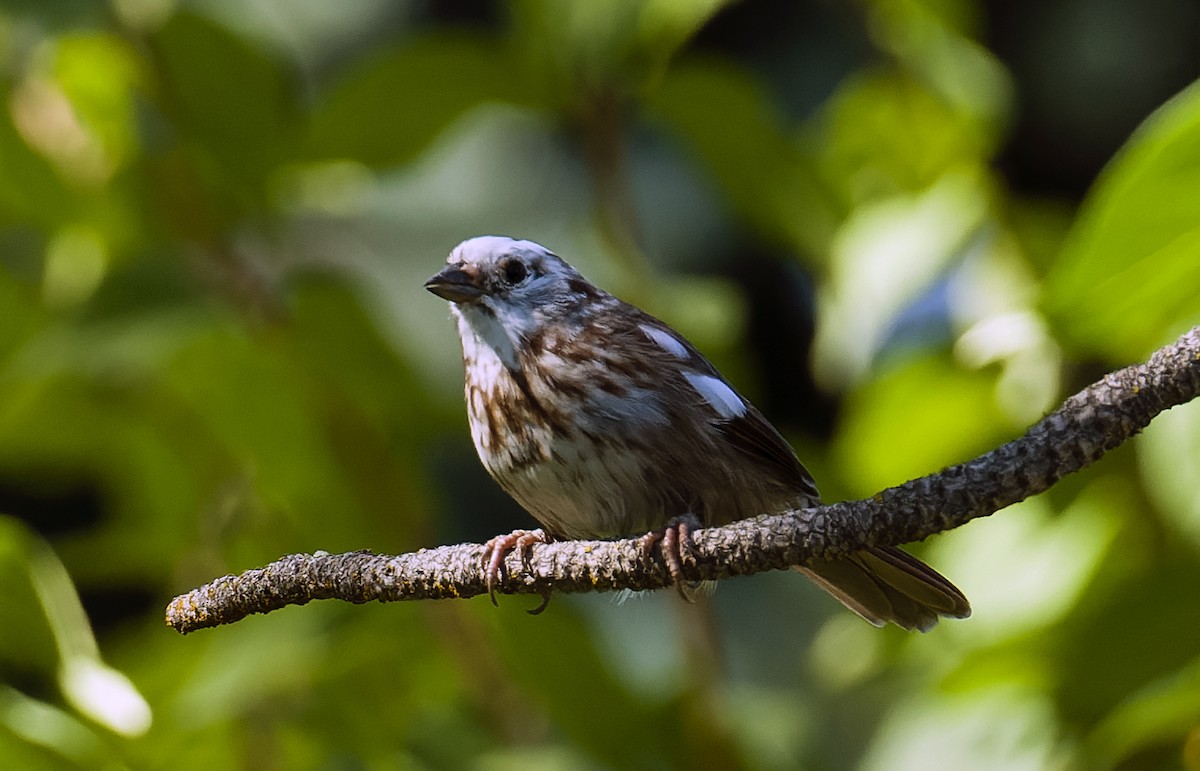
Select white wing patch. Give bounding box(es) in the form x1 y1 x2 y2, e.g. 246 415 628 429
683 372 746 419
640 324 690 359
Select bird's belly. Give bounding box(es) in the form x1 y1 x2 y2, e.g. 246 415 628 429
486 431 795 539
486 430 668 539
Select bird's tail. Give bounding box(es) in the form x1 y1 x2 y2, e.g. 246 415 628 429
795 546 970 632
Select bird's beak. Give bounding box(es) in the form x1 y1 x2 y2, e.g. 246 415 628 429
424 265 483 303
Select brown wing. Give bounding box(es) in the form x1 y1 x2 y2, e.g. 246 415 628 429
625 309 820 501
717 405 820 501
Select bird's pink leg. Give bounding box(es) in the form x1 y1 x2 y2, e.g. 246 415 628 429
481 528 550 607
640 514 703 600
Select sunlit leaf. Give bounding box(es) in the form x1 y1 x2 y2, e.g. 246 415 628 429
868 0 1012 136
821 68 990 203
833 353 1009 495
53 33 143 179
1044 79 1200 360
860 685 1061 771
0 518 152 736
0 686 111 769
814 170 991 388
1138 397 1200 550
59 657 151 736
935 491 1121 640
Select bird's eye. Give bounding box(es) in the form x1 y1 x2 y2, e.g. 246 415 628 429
500 259 528 285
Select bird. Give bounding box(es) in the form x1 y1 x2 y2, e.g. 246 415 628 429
425 235 970 631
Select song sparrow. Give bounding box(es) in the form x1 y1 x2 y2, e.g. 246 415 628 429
426 236 970 631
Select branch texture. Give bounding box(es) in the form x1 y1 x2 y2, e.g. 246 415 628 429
167 326 1200 633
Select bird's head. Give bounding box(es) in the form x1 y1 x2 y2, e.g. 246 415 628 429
425 236 603 332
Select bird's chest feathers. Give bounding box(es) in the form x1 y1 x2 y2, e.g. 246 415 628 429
453 304 553 463
450 303 696 537
454 304 520 388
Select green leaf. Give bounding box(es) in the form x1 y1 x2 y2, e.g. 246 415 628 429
821 68 992 203
54 33 143 176
305 33 531 168
0 107 78 229
1084 656 1200 769
1052 552 1200 732
151 12 295 191
162 324 351 542
489 599 685 768
647 58 835 253
1044 79 1200 361
508 0 731 103
833 354 1010 495
0 519 59 676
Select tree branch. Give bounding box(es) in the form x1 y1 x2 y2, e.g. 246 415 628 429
166 326 1200 634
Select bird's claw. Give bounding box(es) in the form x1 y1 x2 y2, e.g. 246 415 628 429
640 514 702 600
481 528 549 607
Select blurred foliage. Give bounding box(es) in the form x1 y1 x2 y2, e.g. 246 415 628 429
0 0 1197 769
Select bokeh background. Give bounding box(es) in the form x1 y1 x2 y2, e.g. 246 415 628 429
1 0 1199 769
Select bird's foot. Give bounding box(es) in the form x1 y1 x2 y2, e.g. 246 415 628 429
481 528 550 607
640 514 702 600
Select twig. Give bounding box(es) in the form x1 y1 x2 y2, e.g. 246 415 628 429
167 326 1200 634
